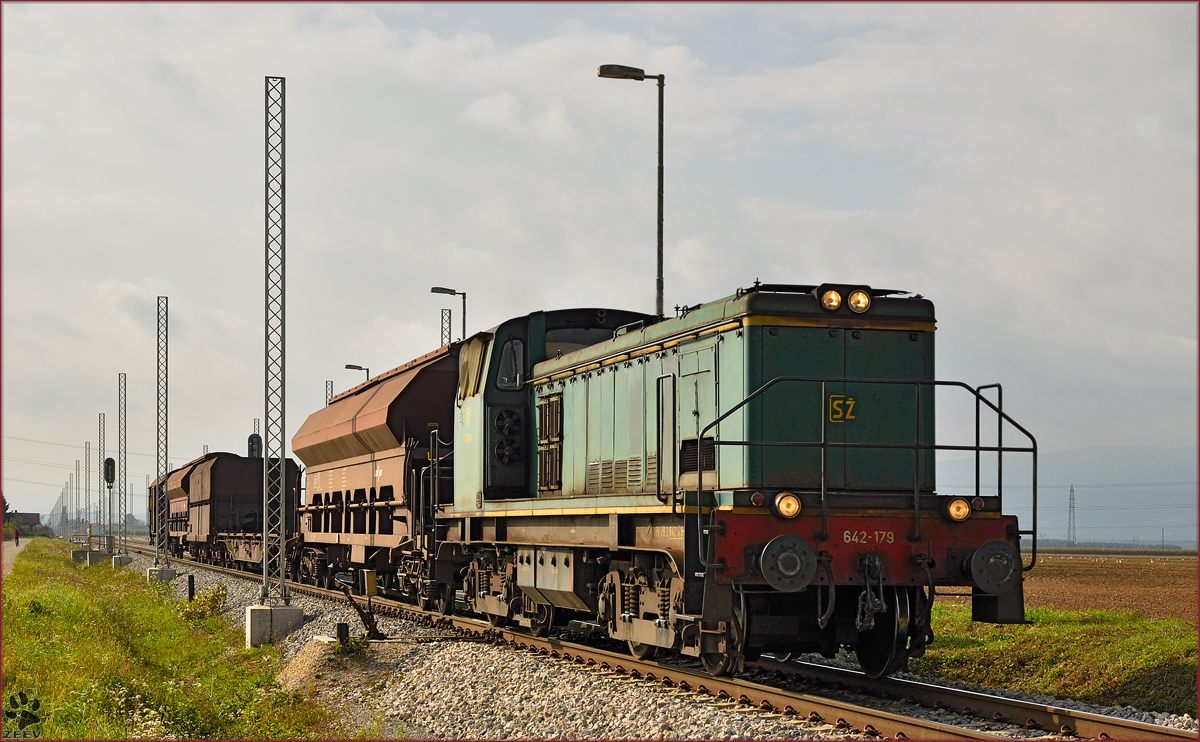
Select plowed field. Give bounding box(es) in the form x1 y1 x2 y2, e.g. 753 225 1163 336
940 553 1197 621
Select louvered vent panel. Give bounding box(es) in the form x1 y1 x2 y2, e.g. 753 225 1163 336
586 462 601 494
613 459 628 493
646 454 658 488
600 460 615 493
680 438 717 473
538 447 562 491
627 457 642 492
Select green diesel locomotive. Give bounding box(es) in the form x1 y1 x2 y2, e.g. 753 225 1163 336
292 282 1037 677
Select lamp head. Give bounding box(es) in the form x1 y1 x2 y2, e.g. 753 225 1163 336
430 286 457 296
345 364 363 371
598 64 645 81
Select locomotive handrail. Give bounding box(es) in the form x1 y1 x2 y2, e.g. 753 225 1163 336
694 376 1038 573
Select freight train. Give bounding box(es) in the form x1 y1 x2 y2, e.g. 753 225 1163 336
153 282 1037 678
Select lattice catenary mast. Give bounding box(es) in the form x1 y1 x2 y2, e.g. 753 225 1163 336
98 413 106 539
262 75 290 604
119 372 129 555
154 297 169 565
85 442 91 529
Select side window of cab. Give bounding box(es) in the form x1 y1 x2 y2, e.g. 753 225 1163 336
496 338 525 390
458 338 488 403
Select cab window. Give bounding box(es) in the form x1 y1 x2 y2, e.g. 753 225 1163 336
496 339 525 390
457 338 488 402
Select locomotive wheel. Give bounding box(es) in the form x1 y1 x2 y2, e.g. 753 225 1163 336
854 586 912 679
700 618 741 676
487 612 507 628
701 651 731 675
529 602 554 637
628 641 658 661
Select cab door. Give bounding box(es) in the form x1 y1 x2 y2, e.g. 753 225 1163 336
678 343 718 491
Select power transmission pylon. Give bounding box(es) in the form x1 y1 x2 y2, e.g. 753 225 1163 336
1067 484 1076 547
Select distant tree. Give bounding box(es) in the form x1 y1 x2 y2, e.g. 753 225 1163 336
3 494 11 523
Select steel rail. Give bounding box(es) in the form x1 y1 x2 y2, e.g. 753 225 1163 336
753 657 1197 742
122 542 1194 741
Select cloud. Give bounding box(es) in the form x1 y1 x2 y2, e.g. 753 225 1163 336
2 4 1195 523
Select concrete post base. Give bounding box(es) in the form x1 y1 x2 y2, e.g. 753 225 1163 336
112 555 132 568
246 605 305 648
71 550 87 563
85 551 108 566
146 567 177 582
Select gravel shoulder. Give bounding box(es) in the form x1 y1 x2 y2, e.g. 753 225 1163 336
127 553 1197 739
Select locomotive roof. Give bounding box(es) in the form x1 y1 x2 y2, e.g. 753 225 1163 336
531 283 935 381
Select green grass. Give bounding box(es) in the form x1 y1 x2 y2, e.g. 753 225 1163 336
910 603 1197 716
1 539 332 739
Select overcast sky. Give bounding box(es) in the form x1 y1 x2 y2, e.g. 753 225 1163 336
3 4 1196 541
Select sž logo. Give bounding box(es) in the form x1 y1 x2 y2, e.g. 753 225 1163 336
829 394 857 422
3 692 43 739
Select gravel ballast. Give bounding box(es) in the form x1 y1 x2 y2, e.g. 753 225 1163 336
127 553 1197 738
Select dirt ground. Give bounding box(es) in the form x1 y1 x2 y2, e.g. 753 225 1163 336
939 553 1198 621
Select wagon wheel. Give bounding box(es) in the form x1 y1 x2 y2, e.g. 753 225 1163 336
854 586 912 679
628 641 658 661
434 583 454 616
529 602 554 637
299 550 318 585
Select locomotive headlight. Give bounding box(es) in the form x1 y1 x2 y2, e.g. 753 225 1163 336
774 492 801 519
820 290 842 311
946 497 972 522
847 290 871 313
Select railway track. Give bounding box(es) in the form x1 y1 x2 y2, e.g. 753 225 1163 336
125 543 1196 741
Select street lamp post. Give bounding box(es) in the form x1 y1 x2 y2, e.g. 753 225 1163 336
431 287 467 340
345 364 369 381
598 63 665 318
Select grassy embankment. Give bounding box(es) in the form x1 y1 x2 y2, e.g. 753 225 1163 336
910 604 1197 717
3 524 55 540
1 539 333 739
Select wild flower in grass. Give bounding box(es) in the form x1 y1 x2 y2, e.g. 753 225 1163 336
129 706 175 740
